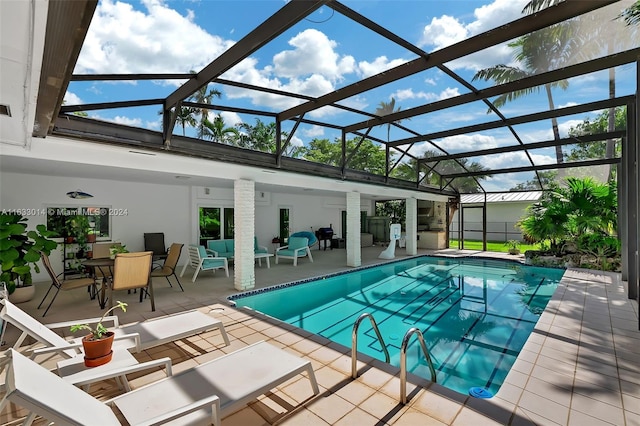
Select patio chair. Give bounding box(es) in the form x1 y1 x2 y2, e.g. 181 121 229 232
0 298 230 356
150 242 184 291
275 236 314 266
180 245 229 282
37 252 95 317
2 341 319 426
143 232 168 265
107 251 154 311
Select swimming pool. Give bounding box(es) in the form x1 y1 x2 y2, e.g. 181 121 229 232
229 256 564 396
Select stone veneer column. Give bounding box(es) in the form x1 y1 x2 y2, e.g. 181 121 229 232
234 179 255 290
346 192 361 267
405 197 417 255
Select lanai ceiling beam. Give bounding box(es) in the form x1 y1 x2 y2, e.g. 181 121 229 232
346 48 639 133
279 0 618 122
391 96 633 148
165 0 329 110
443 157 620 179
420 130 626 163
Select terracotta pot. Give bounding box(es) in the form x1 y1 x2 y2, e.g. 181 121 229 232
9 285 35 304
82 332 115 367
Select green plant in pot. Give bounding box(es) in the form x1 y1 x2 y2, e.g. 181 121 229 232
70 301 127 367
0 214 58 296
109 244 128 259
504 239 521 255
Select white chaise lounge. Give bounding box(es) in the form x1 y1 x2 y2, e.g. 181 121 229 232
0 298 230 354
1 341 320 426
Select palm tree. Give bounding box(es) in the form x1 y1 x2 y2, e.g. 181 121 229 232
375 97 402 143
620 1 640 26
473 26 573 164
202 115 239 145
174 106 197 136
186 71 222 139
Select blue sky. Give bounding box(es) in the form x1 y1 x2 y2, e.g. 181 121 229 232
65 0 637 191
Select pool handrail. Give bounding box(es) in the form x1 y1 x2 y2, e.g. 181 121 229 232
400 327 437 404
351 313 390 378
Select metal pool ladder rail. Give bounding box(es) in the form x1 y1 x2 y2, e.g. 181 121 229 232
400 327 437 404
351 313 390 378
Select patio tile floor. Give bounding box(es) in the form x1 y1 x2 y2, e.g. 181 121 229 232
1 246 638 425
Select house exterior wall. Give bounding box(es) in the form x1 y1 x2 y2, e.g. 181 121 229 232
0 170 371 283
450 201 532 242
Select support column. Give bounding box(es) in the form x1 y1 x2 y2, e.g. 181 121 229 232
346 192 361 267
405 198 417 255
234 179 255 291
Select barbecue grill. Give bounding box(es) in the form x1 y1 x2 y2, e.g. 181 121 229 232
315 226 334 251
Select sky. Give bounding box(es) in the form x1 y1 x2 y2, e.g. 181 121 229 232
65 0 638 192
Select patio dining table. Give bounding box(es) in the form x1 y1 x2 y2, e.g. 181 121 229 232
82 258 114 309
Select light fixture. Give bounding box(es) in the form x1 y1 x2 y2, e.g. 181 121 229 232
66 190 93 199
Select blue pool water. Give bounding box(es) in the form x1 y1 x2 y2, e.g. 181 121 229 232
230 256 564 396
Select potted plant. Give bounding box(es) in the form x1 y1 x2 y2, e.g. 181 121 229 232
70 301 128 367
109 244 128 259
505 239 521 255
0 214 58 301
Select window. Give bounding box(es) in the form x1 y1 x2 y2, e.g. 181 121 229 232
223 207 234 239
46 206 111 240
199 207 234 245
279 208 290 243
199 207 221 245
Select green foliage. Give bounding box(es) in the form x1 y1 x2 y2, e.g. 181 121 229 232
0 214 58 294
302 137 388 175
566 107 625 163
510 171 558 191
517 177 618 257
70 301 127 340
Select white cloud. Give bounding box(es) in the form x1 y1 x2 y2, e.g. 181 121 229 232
272 29 355 82
113 116 143 127
76 0 234 75
357 56 409 78
289 135 304 147
63 92 83 105
302 125 324 138
418 0 528 71
392 87 460 102
220 111 242 127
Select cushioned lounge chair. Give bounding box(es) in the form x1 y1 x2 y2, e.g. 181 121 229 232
1 341 319 426
0 298 230 356
275 236 314 266
180 245 229 282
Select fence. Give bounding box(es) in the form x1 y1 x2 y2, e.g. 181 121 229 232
448 221 524 243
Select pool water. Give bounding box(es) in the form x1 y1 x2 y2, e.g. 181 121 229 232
230 256 564 395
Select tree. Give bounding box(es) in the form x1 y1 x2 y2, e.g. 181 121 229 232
235 118 305 158
517 177 617 254
174 106 197 136
375 97 403 143
566 107 625 164
202 115 239 145
189 76 222 139
510 171 558 191
619 1 640 26
302 137 388 175
473 27 573 164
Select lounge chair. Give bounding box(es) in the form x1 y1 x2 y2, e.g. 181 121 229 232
275 236 314 266
0 298 230 355
1 341 319 426
180 244 229 282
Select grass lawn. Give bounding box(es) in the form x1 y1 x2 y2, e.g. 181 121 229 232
449 240 541 253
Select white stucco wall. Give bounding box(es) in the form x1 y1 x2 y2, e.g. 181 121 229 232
0 170 374 283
